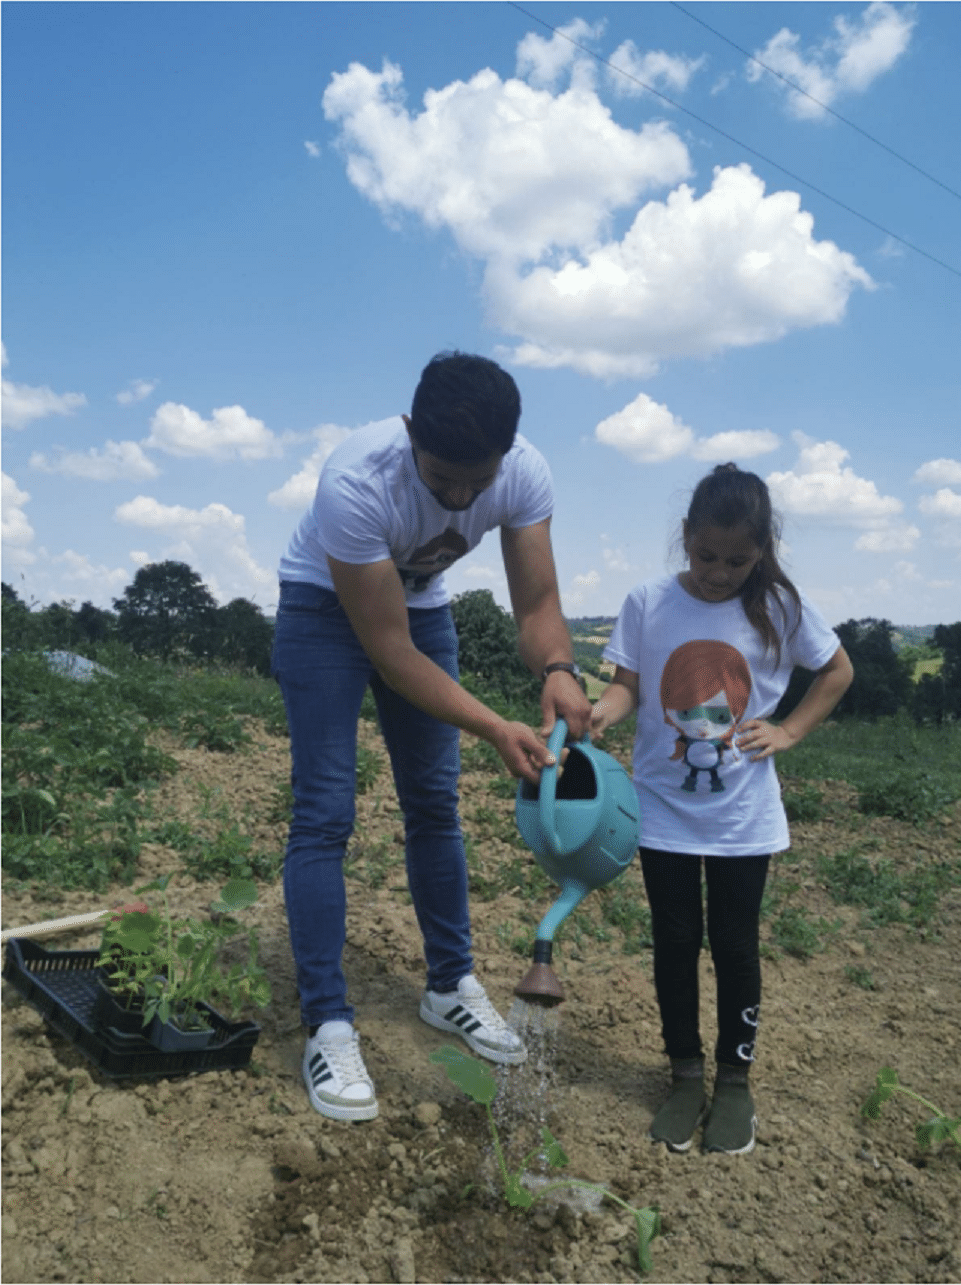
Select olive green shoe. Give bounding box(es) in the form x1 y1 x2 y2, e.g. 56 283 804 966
703 1081 757 1154
648 1073 708 1153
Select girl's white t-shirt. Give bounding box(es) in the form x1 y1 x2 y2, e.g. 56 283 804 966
278 417 553 608
604 575 840 856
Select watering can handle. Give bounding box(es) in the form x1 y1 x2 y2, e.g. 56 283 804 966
539 718 590 857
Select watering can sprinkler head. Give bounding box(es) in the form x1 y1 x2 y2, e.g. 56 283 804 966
514 940 565 1007
513 718 641 1007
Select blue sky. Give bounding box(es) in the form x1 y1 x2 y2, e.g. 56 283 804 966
3 1 960 627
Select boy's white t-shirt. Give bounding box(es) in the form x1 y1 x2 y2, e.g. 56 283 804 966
278 417 553 608
604 575 840 856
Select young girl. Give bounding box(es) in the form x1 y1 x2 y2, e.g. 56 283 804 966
591 463 853 1155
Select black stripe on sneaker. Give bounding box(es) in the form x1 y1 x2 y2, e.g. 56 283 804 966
309 1053 333 1085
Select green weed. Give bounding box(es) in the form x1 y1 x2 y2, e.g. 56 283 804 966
781 784 825 823
861 1067 960 1150
431 1045 660 1275
844 964 877 990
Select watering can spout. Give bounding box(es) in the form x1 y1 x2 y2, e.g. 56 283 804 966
513 718 641 1007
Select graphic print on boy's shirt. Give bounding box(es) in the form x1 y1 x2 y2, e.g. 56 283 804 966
397 530 469 594
660 640 752 795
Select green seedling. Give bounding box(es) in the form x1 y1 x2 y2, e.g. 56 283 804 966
97 873 272 1031
861 1067 960 1150
430 1045 660 1275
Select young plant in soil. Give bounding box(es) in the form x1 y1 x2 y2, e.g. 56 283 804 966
430 1044 661 1275
861 1067 960 1150
97 873 271 1032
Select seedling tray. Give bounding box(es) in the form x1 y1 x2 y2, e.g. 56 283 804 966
3 938 261 1079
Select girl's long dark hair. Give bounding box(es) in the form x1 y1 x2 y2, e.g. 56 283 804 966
685 463 801 664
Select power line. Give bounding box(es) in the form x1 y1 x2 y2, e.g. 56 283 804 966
506 2 961 280
670 1 961 204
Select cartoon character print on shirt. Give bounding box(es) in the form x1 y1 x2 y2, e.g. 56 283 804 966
397 530 469 594
659 640 752 794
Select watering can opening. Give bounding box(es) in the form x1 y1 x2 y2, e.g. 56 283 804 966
517 745 598 803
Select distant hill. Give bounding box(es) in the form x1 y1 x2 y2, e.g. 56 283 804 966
568 617 939 654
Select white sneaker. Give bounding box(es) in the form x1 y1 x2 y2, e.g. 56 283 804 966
303 1022 378 1121
419 974 527 1065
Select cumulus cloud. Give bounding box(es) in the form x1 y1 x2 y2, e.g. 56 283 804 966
49 550 130 596
747 1 915 119
767 431 917 551
323 44 872 380
114 495 274 603
116 379 158 405
919 488 961 519
1 472 35 556
595 392 779 464
607 42 705 97
495 166 873 377
304 140 321 158
267 423 359 508
29 440 159 482
515 18 604 91
1 371 86 430
563 568 602 609
323 57 691 265
145 402 282 461
914 458 961 486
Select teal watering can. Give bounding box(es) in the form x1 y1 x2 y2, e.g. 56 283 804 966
514 719 640 1005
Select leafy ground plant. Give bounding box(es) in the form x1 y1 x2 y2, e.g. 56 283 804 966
861 1067 960 1150
97 873 271 1031
430 1044 660 1275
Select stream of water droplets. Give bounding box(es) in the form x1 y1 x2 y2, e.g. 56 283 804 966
481 998 562 1192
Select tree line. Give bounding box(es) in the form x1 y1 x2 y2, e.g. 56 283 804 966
2 561 274 675
3 565 960 724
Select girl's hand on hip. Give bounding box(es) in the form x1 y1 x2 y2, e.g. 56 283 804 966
736 719 798 761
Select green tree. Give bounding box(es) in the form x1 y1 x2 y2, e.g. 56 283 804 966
450 589 540 705
212 598 274 675
113 561 217 660
74 600 115 644
913 623 961 724
834 618 912 718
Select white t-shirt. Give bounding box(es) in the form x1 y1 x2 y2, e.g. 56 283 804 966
278 417 553 608
604 575 840 856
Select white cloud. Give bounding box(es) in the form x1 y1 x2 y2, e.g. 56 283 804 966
29 440 159 482
267 423 357 509
113 496 274 604
324 47 872 381
747 2 915 119
1 374 86 430
919 488 961 519
595 392 779 464
116 379 158 405
607 42 705 97
515 18 604 91
562 568 602 610
461 564 500 580
1 472 35 557
323 58 691 265
145 402 282 461
767 432 910 552
854 524 920 552
49 550 130 596
304 140 321 158
496 166 873 377
914 458 961 486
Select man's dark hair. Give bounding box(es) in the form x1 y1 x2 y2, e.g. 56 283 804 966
408 351 521 462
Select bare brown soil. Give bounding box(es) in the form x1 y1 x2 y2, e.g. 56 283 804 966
2 718 960 1284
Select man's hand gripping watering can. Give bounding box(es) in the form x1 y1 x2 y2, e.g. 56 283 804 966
513 718 641 1006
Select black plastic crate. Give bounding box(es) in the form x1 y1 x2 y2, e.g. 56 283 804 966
3 938 261 1079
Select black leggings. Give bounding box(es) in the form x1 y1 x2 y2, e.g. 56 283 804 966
640 848 770 1068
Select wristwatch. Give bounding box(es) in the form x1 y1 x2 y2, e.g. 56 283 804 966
541 662 586 691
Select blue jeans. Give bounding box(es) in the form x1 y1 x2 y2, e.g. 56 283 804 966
271 581 473 1027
